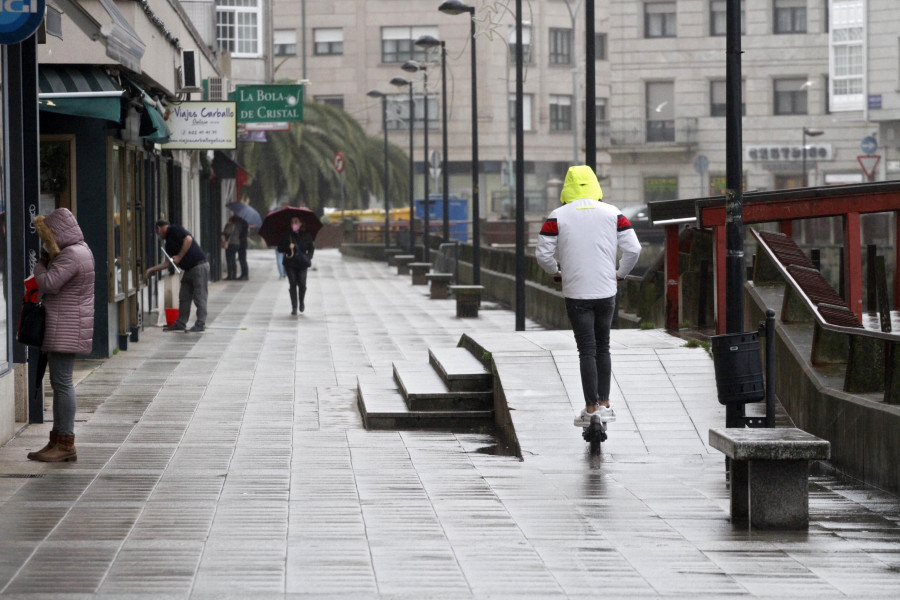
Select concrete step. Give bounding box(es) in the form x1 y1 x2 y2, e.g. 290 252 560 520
393 361 493 411
356 379 493 431
428 347 492 392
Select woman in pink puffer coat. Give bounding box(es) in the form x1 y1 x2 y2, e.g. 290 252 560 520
29 208 95 463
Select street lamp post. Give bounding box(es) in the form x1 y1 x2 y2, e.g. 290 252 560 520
802 127 824 188
416 34 450 245
439 0 480 286
367 90 391 249
391 76 415 255
403 60 431 262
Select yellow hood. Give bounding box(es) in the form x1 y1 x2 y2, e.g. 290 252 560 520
559 165 602 204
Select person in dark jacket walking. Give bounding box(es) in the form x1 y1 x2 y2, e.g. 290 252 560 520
277 217 314 315
29 208 95 462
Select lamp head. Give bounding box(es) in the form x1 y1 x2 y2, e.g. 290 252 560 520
367 89 386 99
390 76 410 88
803 127 824 137
439 0 474 15
401 60 421 73
415 34 442 49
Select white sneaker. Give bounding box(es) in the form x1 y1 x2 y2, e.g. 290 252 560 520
595 405 617 422
574 406 598 427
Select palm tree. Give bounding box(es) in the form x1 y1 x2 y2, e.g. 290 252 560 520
238 100 408 216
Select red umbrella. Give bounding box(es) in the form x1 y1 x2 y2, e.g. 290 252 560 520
258 206 323 247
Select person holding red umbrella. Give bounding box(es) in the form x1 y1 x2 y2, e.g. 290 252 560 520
277 216 315 315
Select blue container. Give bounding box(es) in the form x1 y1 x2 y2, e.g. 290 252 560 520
414 194 468 242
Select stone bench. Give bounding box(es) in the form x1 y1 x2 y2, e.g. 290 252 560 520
709 427 830 529
449 285 485 318
394 254 415 276
409 262 432 285
425 273 453 299
385 248 403 265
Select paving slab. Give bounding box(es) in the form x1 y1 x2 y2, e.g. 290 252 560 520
0 248 897 598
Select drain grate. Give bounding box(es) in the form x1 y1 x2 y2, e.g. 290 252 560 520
0 474 46 478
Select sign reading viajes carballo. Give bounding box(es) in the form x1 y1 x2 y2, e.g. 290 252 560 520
0 0 45 45
234 84 304 124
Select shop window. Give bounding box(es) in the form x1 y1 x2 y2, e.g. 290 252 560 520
644 176 678 203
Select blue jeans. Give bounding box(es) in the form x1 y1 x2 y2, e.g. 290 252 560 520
565 297 616 407
275 250 286 278
48 353 76 435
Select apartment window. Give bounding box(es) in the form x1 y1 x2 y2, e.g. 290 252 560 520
314 95 344 110
508 24 532 64
550 95 573 131
508 93 534 131
774 0 806 34
385 94 439 130
549 28 573 65
314 28 343 56
774 78 808 114
710 80 746 116
710 1 745 36
274 29 297 56
829 0 865 112
216 0 262 57
645 2 677 38
644 176 678 203
382 26 437 63
594 33 607 60
646 81 674 141
596 98 607 121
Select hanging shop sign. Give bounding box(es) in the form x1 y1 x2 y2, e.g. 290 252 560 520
234 84 303 124
0 0 45 45
161 102 237 150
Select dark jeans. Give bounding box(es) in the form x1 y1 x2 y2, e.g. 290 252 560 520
286 265 308 311
238 242 248 278
565 296 616 407
225 245 238 279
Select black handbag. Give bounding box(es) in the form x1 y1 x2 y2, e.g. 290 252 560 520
284 248 312 269
17 300 46 347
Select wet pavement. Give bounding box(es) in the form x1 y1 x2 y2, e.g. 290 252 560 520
1 248 899 598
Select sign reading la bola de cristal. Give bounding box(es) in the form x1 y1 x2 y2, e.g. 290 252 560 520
0 0 46 45
234 84 304 124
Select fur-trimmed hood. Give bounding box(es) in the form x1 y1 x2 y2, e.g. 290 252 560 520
35 208 84 261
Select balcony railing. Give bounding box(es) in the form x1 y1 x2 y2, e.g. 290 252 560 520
606 117 697 149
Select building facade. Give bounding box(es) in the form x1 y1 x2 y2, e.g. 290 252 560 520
270 0 898 225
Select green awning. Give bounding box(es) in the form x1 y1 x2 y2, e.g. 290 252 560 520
38 66 123 122
126 78 170 144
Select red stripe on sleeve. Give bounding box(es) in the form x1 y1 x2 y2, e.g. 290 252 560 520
617 215 633 231
540 218 559 236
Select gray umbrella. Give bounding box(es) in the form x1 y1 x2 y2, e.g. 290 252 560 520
226 201 262 228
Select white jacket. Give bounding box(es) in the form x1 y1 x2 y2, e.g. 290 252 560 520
535 198 641 300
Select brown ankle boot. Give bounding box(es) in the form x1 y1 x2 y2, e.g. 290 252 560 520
34 433 76 462
27 430 59 461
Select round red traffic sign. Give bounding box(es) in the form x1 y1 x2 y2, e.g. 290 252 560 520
333 152 345 174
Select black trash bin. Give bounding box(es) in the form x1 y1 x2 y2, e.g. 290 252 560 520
711 331 765 405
